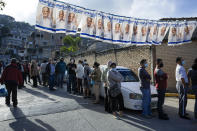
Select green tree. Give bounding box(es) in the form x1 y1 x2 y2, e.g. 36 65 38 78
60 35 81 54
0 0 5 10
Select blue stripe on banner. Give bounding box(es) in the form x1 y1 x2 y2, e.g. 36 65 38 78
35 25 56 32
56 29 66 31
67 30 77 33
168 40 192 44
80 33 96 38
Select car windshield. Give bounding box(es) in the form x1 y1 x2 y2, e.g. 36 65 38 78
118 69 139 82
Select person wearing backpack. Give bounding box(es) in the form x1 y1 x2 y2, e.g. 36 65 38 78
108 62 124 119
0 58 23 107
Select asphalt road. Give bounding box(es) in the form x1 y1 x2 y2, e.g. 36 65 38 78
0 83 196 131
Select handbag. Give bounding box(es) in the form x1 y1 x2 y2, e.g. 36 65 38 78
109 83 121 97
0 84 8 97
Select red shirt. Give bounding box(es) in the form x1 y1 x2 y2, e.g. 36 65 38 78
154 68 168 89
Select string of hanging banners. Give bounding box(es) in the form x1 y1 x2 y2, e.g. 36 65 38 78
36 0 197 46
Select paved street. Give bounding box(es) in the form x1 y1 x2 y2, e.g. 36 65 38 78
0 83 196 131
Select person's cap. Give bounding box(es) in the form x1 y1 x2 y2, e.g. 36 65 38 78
110 62 116 67
11 58 17 64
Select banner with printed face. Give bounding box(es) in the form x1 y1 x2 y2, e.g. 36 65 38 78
146 21 158 45
103 13 113 43
54 1 68 33
168 22 179 45
66 5 84 34
95 12 104 41
36 0 56 33
181 21 197 44
112 15 124 44
131 20 149 45
121 17 135 45
79 8 96 39
156 22 169 45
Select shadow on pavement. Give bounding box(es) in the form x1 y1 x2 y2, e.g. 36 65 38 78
9 107 56 131
23 87 56 101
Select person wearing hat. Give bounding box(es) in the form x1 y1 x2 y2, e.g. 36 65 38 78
90 62 102 104
0 58 23 107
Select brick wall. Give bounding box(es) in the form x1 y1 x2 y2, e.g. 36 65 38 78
156 41 197 92
64 41 197 92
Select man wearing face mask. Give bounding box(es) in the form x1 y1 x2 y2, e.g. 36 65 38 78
138 59 152 119
176 57 190 120
154 59 169 120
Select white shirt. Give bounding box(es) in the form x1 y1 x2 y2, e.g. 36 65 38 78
104 31 112 39
75 64 84 79
123 33 131 41
40 17 52 28
96 29 104 37
82 27 95 35
67 22 76 31
176 64 188 83
56 19 66 29
113 32 122 40
169 35 177 42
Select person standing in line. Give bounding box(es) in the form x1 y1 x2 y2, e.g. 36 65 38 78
176 57 190 120
76 60 84 94
188 58 197 120
90 62 102 104
17 61 25 89
23 61 29 84
46 59 56 91
102 61 112 113
30 60 39 88
138 59 152 119
83 62 91 98
154 58 169 120
40 60 48 87
108 62 124 119
67 58 77 94
0 58 23 107
55 58 67 88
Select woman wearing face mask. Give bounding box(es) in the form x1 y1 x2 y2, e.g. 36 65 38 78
154 59 169 120
108 62 124 119
138 59 152 119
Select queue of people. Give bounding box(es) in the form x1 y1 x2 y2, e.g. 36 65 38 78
0 56 197 122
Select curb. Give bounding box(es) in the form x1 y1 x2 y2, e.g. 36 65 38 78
165 93 195 99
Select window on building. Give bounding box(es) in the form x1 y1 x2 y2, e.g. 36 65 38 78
60 36 63 40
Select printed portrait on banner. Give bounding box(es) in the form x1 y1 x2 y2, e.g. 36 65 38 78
36 0 55 32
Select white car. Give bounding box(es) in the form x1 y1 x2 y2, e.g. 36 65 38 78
99 65 158 110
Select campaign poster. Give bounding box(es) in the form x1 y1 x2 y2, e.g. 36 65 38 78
80 8 96 39
36 0 55 33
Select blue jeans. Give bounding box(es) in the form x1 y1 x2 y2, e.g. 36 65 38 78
141 88 151 115
192 85 197 119
57 73 64 88
49 74 55 90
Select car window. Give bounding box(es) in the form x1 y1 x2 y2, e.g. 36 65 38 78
118 70 139 82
